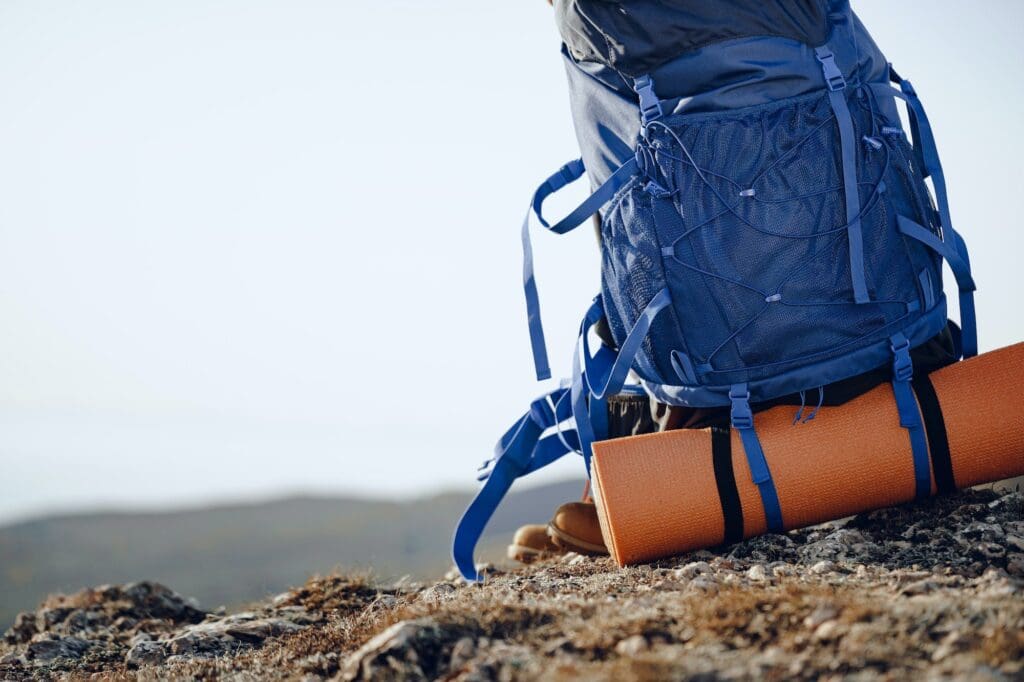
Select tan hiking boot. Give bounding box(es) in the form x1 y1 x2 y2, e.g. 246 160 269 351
547 501 608 556
507 523 563 564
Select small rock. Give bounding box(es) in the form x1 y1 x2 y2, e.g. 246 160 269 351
901 579 938 596
746 564 768 581
931 631 965 662
449 636 476 669
652 579 686 591
560 552 584 565
0 651 24 665
809 560 837 575
164 615 304 657
3 612 37 645
687 576 719 594
675 561 711 579
812 621 844 642
420 584 456 602
125 640 166 668
1006 554 1024 578
804 603 841 629
1006 535 1024 553
225 617 303 643
129 632 153 645
25 636 92 664
297 652 332 673
973 542 1006 559
614 635 648 657
341 618 444 681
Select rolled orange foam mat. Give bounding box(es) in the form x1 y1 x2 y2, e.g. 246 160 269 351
591 343 1024 566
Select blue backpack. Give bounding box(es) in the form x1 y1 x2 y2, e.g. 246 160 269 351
453 0 977 581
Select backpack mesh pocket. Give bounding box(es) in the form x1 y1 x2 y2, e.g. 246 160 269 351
614 89 929 387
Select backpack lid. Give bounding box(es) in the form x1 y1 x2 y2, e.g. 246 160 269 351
555 0 830 77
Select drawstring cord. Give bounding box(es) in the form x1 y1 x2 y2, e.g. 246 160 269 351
793 386 824 424
792 390 807 425
803 386 825 423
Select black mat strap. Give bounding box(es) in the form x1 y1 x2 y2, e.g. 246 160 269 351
911 373 956 495
711 426 744 544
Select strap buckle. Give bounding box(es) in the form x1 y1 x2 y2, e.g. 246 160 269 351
729 384 754 430
633 75 663 124
815 48 847 92
890 334 914 382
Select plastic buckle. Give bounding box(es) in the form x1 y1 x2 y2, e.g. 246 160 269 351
815 49 847 92
729 386 754 430
633 75 663 124
547 159 584 194
560 159 584 184
890 337 914 382
643 180 671 199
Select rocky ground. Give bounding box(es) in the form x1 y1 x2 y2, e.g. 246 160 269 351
2 488 1023 681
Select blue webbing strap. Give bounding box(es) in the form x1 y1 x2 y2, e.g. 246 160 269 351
522 157 640 381
570 359 600 476
729 383 784 533
582 288 672 400
533 158 639 235
571 289 670 470
452 388 578 582
570 299 614 474
871 81 979 358
896 215 977 360
816 46 870 304
889 333 932 499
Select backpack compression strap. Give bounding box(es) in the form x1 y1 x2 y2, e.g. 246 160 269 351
451 387 578 581
572 290 671 470
890 333 933 499
815 45 870 304
869 77 978 359
729 384 785 534
522 158 638 380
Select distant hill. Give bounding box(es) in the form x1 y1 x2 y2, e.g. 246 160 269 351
0 479 583 629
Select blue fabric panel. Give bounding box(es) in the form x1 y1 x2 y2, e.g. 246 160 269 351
561 48 641 187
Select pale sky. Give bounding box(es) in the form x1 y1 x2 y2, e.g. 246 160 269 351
1 1 1021 523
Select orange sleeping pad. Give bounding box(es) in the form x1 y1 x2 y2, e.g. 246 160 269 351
591 343 1024 567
